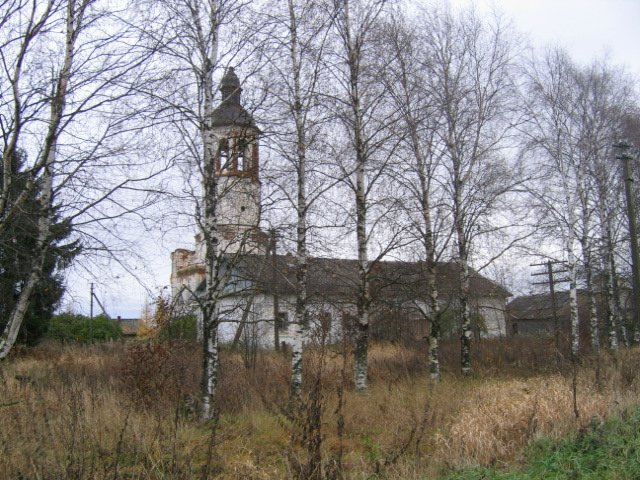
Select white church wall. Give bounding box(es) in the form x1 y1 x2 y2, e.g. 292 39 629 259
214 293 352 348
477 298 508 337
217 176 261 228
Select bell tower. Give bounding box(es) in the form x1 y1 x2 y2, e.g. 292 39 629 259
209 67 266 254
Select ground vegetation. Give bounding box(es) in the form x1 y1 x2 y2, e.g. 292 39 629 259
1 338 639 479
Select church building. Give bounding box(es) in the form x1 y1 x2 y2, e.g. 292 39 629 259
170 68 511 347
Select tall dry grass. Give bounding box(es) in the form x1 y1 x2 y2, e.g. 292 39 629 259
0 338 638 479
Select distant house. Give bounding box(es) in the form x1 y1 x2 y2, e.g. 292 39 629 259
507 290 631 340
116 316 139 337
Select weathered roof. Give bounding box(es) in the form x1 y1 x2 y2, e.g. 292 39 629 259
507 291 590 321
211 67 258 130
227 255 511 301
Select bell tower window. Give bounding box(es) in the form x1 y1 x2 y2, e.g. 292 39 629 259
236 138 247 171
218 139 230 172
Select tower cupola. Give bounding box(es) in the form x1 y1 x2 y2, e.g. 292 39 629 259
211 67 257 129
220 67 241 104
212 67 260 181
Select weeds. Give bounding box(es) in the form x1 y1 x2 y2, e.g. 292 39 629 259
445 407 640 479
0 339 638 478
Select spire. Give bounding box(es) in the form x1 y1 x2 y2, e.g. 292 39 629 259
220 67 241 104
211 66 257 129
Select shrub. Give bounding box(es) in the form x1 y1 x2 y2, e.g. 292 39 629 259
118 340 199 411
160 314 197 340
46 313 122 343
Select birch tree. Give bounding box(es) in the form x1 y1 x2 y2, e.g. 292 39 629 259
572 61 635 352
153 0 224 422
419 6 518 374
260 0 334 399
524 51 637 356
0 0 157 359
328 0 397 391
523 49 585 357
380 12 447 380
145 0 269 421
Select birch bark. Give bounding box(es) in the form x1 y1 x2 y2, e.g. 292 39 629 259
192 0 222 422
262 0 331 398
287 0 308 400
383 15 443 381
0 0 88 359
596 198 620 350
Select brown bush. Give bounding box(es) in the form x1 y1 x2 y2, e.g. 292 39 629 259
118 340 200 412
438 336 569 376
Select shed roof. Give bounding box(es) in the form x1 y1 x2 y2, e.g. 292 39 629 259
507 291 591 321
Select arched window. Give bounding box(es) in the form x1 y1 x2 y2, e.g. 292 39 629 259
218 139 230 172
276 312 289 330
319 310 332 335
236 138 248 171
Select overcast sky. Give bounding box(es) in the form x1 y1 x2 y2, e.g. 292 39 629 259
67 0 640 318
452 0 640 80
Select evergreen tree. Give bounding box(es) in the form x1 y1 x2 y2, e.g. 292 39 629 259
0 151 79 345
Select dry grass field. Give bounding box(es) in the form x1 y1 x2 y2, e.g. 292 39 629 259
1 338 639 479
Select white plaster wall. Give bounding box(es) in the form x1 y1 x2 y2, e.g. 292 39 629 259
478 298 508 337
217 176 260 228
215 294 350 348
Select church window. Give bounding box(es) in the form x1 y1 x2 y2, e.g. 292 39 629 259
276 311 289 330
219 139 230 172
320 310 332 335
236 138 248 171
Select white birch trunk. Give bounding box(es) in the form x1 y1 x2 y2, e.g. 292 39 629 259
558 133 580 357
588 292 599 353
601 211 619 350
287 0 309 400
421 167 441 381
424 194 441 382
610 253 627 347
580 237 599 353
194 0 221 422
200 315 219 421
353 144 369 392
452 151 472 376
563 171 580 357
354 140 369 391
0 0 83 359
341 0 370 392
399 68 442 381
290 320 304 398
459 257 472 375
566 236 580 357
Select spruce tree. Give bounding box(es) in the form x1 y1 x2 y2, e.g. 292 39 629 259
0 151 79 345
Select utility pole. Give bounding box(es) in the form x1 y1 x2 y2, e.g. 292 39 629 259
88 283 109 342
531 260 570 352
90 283 94 341
615 141 640 343
270 228 280 352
